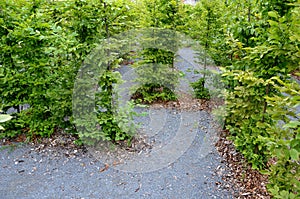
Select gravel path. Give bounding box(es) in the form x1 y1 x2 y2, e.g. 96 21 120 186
0 48 234 199
0 137 232 199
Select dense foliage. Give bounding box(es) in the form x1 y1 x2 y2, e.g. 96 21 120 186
1 0 299 197
1 0 79 138
0 0 137 142
190 77 210 99
131 0 183 104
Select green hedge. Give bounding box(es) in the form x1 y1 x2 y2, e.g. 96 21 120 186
220 0 300 197
0 0 79 138
0 0 137 139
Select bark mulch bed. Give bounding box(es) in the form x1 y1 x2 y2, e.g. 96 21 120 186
215 130 271 199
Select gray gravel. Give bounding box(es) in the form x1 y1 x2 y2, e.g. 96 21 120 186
0 133 232 199
0 48 234 199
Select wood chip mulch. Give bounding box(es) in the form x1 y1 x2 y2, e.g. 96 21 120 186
149 92 221 112
215 130 271 199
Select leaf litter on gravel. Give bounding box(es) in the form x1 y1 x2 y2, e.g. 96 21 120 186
0 91 270 199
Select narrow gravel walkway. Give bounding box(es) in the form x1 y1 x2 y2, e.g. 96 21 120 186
0 138 232 199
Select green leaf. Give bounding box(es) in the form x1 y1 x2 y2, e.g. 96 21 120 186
290 149 299 161
0 115 13 123
284 121 300 128
268 20 278 27
268 11 278 19
296 132 300 139
260 170 270 175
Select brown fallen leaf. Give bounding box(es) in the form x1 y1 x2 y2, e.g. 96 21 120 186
113 161 122 166
135 183 141 192
99 163 109 172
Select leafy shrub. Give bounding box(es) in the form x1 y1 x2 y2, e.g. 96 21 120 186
222 70 277 169
0 0 138 142
223 69 300 195
265 78 300 198
95 70 136 142
131 0 183 104
186 0 228 66
132 84 177 104
142 48 175 65
0 0 80 138
190 77 210 99
131 62 179 104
